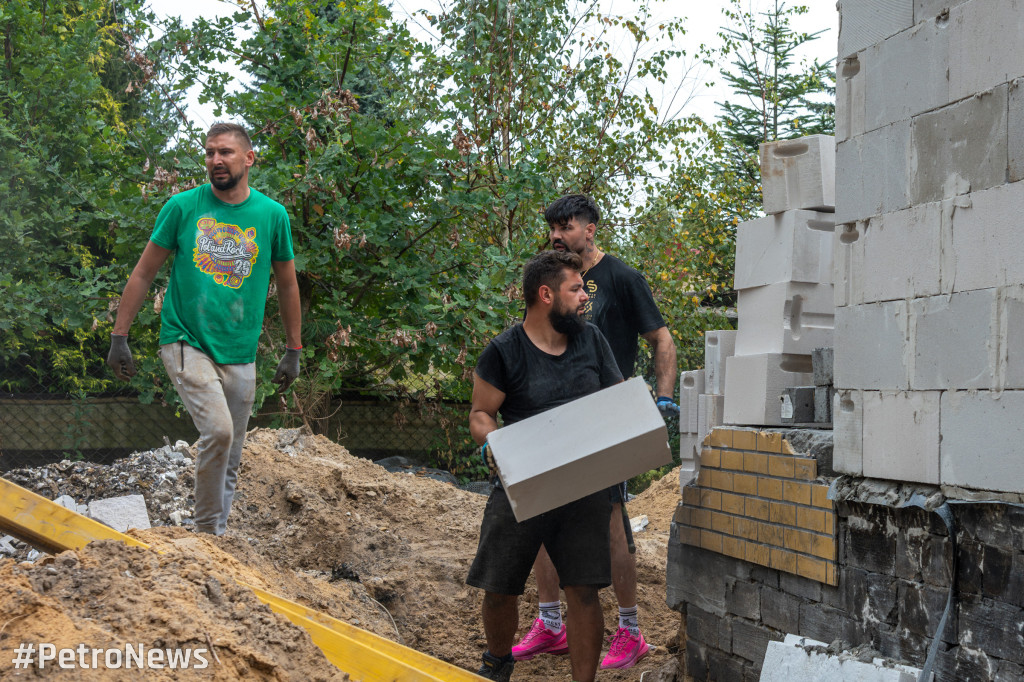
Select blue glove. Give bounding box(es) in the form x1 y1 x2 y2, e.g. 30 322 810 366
480 443 498 478
656 396 680 417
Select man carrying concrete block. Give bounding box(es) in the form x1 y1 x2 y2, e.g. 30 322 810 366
467 250 623 682
513 194 676 669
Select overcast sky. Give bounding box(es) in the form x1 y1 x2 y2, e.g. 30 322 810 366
146 0 838 128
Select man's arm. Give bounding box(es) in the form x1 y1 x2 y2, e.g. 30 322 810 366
642 325 677 399
272 259 302 348
469 373 505 446
112 241 173 335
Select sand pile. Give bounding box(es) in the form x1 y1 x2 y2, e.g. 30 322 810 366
0 428 685 681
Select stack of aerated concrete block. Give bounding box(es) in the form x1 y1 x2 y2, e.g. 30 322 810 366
834 0 1024 493
722 135 837 427
678 330 735 487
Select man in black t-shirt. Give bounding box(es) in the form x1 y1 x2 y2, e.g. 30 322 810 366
467 250 622 682
511 194 678 670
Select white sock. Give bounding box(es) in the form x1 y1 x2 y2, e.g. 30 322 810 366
619 605 639 636
539 601 563 632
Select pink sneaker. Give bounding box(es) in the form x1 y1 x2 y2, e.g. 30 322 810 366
511 618 568 660
600 627 649 669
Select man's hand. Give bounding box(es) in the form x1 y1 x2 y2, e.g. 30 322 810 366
656 396 680 417
480 442 498 479
272 347 301 390
106 334 137 381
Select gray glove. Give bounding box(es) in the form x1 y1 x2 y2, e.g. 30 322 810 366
106 334 137 381
272 347 301 390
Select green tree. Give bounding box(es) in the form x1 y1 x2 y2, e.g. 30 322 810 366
0 0 174 395
717 0 835 185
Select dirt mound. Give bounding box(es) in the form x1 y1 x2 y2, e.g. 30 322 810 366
0 428 685 680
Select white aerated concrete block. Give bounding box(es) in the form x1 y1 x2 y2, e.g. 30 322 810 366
1003 286 1024 389
837 0 914 60
949 0 1024 101
833 222 865 307
760 634 924 682
911 290 996 390
734 211 835 289
864 17 950 134
723 354 814 426
950 180 1024 292
917 0 970 20
1010 79 1024 183
679 370 705 434
910 84 1008 205
488 377 671 522
697 394 725 443
834 301 910 390
88 495 151 533
835 121 912 225
863 202 942 303
679 432 703 490
833 390 864 476
863 391 940 484
759 135 836 215
836 54 866 143
704 330 736 395
736 282 834 357
941 390 1024 492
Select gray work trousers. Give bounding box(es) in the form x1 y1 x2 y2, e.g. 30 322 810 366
160 342 255 535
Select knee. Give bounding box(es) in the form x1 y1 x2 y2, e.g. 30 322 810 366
199 419 234 457
564 586 600 609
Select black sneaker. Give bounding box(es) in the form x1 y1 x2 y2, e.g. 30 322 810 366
477 651 515 681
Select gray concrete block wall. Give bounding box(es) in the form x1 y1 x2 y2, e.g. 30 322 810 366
834 0 1024 491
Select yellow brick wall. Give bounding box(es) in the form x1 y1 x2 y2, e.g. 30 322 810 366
674 427 838 586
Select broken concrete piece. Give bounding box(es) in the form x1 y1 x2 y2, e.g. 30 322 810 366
87 494 151 533
760 634 927 682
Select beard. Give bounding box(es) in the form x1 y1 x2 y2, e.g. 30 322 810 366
549 307 586 337
210 168 243 191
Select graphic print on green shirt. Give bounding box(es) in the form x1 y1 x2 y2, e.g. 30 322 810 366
150 185 294 364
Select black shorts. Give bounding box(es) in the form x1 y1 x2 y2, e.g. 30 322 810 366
466 487 612 595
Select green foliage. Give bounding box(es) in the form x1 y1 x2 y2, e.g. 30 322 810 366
0 0 177 394
716 0 836 189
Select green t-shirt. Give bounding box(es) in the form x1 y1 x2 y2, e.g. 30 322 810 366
150 184 294 364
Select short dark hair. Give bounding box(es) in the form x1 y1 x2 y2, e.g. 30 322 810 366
523 250 583 307
206 122 252 150
544 194 600 228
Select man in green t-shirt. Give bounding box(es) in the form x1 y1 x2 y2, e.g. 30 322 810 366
107 122 302 536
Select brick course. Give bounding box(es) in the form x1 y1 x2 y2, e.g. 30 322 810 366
677 427 838 585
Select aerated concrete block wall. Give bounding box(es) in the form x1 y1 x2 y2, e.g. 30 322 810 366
833 0 1024 493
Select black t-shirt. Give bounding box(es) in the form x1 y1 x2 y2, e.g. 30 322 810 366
475 322 623 426
582 254 666 377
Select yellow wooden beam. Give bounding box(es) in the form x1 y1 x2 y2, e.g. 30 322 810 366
0 478 150 554
244 584 485 682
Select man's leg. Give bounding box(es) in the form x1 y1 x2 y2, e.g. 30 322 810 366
562 585 604 682
609 500 638 607
481 592 519 657
160 343 234 535
533 544 561 602
218 361 256 534
601 499 649 669
512 546 567 660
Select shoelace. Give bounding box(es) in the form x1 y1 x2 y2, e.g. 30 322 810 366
522 621 550 644
607 629 636 656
